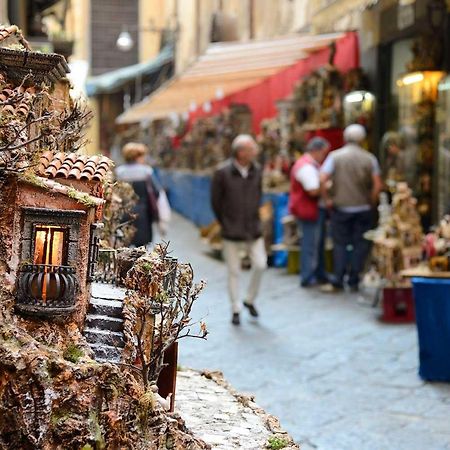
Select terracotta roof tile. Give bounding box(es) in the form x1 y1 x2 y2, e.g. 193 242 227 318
55 164 71 178
68 167 82 179
92 167 109 181
0 78 37 120
0 25 31 50
45 165 59 178
46 159 63 172
0 26 17 43
83 160 97 171
37 151 113 182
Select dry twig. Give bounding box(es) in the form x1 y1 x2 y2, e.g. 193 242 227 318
121 243 207 388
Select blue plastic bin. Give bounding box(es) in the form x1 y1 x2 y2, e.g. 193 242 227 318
412 277 450 382
263 192 289 268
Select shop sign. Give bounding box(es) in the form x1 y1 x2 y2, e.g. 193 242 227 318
398 2 416 30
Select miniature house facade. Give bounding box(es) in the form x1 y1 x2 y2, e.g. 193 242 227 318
10 153 111 322
0 29 112 324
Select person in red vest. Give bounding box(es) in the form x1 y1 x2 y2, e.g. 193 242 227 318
289 137 330 287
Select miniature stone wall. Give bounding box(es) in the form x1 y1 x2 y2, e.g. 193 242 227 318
0 178 18 291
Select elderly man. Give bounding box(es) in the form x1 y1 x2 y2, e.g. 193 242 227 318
320 124 382 292
211 134 267 325
289 137 330 287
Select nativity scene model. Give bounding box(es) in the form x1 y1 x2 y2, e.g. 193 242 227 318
12 150 110 320
0 26 210 449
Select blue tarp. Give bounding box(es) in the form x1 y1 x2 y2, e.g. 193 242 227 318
412 277 450 382
155 169 288 267
155 169 215 227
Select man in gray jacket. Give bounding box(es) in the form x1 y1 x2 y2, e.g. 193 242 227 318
211 134 267 325
320 124 382 292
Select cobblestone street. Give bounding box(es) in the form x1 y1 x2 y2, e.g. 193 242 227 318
162 213 450 450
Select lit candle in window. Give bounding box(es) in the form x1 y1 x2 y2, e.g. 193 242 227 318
33 226 68 302
33 226 67 266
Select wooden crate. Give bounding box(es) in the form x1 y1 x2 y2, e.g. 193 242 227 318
381 287 415 323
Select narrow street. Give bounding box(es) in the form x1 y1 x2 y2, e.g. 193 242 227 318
163 213 450 450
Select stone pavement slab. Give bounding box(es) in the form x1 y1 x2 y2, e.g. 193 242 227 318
159 214 450 450
176 368 298 450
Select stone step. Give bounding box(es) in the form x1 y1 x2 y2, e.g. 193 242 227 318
85 314 124 333
91 283 126 300
95 356 121 364
88 297 123 318
84 328 125 348
88 342 122 364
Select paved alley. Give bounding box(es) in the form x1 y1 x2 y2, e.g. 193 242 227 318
161 214 450 450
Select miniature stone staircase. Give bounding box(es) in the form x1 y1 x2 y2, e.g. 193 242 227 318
84 283 127 364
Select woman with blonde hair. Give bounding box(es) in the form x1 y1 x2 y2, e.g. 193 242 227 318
116 142 159 247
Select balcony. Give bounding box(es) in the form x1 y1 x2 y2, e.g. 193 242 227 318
15 264 78 317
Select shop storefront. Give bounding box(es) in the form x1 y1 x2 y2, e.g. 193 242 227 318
116 31 362 266
436 76 450 217
375 0 449 229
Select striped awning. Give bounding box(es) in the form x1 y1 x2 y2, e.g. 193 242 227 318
311 0 381 33
116 32 344 125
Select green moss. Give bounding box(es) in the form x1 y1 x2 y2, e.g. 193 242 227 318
67 187 97 207
88 411 105 450
107 383 119 401
142 262 153 272
19 171 47 189
267 436 289 450
0 331 26 351
81 445 94 450
51 408 71 426
138 389 156 425
154 291 169 304
165 435 175 449
63 344 84 363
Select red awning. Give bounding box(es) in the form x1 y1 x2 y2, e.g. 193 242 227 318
117 32 359 133
188 31 359 133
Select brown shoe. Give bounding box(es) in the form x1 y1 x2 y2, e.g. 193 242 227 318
320 283 344 293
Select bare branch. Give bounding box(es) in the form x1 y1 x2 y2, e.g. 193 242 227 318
120 244 207 386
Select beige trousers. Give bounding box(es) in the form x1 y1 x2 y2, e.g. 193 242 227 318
222 237 267 314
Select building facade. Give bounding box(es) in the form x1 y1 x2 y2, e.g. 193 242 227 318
139 0 314 74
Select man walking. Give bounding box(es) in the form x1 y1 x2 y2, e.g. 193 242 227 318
320 124 382 292
211 134 267 325
289 137 330 287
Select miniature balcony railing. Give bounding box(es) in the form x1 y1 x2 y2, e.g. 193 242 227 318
93 248 117 284
15 264 78 316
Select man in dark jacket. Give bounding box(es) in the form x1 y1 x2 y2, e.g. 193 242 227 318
211 134 267 325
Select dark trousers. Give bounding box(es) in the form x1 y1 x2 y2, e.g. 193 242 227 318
330 209 374 287
298 208 328 285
